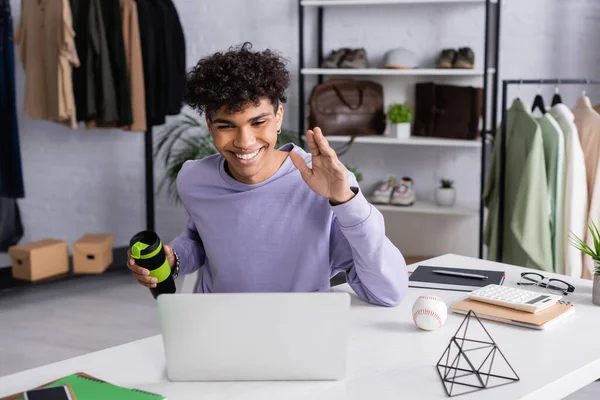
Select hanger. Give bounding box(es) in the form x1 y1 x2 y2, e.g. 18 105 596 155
552 80 562 105
531 81 546 114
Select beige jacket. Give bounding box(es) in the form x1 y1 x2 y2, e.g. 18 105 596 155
16 0 80 128
121 0 147 131
573 97 600 279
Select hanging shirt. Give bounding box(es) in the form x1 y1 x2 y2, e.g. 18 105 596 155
483 99 553 272
137 0 185 127
573 97 600 279
15 0 80 128
82 0 146 131
549 104 588 278
99 0 132 126
0 0 24 198
170 144 408 307
537 114 565 274
159 0 186 116
71 0 90 121
136 0 161 126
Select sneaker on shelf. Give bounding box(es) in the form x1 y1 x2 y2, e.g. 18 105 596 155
371 177 396 204
339 48 369 69
453 47 475 68
435 49 456 68
390 177 416 206
321 48 350 68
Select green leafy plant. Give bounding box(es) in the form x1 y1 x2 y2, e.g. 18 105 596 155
345 165 363 183
440 179 454 189
387 103 413 124
569 221 600 275
155 109 300 204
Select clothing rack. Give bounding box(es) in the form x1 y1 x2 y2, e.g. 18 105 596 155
495 78 600 261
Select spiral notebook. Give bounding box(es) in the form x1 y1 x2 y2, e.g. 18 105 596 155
2 372 166 400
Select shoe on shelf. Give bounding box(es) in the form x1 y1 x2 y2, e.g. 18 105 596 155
339 48 369 69
321 48 350 68
453 47 475 68
390 177 416 206
371 177 396 204
435 49 456 68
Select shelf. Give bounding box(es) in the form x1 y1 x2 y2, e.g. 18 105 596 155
317 135 482 148
373 201 478 216
301 0 496 6
301 68 495 76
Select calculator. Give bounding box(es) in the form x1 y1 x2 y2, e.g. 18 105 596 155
468 284 563 313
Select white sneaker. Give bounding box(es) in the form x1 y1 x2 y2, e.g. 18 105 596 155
371 178 396 204
390 177 416 206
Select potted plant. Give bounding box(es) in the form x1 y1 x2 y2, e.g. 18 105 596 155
569 221 600 305
345 165 363 183
387 103 413 139
155 109 300 204
435 179 456 207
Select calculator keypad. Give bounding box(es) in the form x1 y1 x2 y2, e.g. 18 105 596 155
468 284 562 313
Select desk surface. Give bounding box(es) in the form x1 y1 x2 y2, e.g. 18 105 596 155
1 254 599 400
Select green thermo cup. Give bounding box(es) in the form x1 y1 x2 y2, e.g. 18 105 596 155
129 230 176 299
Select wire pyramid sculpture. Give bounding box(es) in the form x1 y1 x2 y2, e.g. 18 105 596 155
436 310 520 397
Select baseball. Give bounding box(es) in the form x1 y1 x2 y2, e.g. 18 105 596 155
412 295 448 331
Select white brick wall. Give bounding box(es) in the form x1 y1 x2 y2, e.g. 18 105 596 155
5 0 600 253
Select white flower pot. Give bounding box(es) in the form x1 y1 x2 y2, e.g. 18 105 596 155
389 123 411 139
435 188 456 207
594 261 600 306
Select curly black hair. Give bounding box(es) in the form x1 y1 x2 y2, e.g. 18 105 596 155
184 42 291 121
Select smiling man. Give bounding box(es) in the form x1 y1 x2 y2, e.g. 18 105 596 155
128 42 408 306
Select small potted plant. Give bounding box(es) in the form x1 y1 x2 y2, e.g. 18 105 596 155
344 165 363 183
387 103 413 139
435 179 456 207
569 221 600 305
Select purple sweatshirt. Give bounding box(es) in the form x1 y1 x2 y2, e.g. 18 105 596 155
169 143 408 306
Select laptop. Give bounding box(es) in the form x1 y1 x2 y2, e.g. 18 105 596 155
156 292 351 381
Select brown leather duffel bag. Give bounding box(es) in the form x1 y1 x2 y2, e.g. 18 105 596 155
413 82 483 140
308 78 386 154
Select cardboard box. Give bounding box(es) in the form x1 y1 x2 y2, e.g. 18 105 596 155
72 233 114 274
8 239 69 281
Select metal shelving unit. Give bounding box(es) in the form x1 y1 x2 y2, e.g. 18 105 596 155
301 68 496 76
375 202 478 216
303 135 485 148
297 0 502 257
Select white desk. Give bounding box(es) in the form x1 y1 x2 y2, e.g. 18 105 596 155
1 254 599 400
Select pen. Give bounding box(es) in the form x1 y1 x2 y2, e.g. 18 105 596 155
432 270 488 280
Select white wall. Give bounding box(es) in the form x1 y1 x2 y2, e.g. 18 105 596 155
5 0 600 258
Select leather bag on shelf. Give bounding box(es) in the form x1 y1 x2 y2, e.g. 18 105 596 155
413 82 483 140
308 78 386 155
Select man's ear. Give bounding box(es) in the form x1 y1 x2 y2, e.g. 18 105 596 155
276 104 284 129
205 115 213 134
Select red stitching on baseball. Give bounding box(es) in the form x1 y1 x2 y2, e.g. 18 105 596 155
413 309 442 328
419 295 441 301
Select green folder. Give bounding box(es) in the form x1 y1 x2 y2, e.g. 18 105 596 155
15 373 166 400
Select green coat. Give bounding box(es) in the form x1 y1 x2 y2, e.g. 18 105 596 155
537 113 565 273
483 99 553 272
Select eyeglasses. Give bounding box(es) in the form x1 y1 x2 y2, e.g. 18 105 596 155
517 272 575 295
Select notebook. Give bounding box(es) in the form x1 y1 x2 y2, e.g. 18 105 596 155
408 265 506 292
1 373 165 400
450 298 575 330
